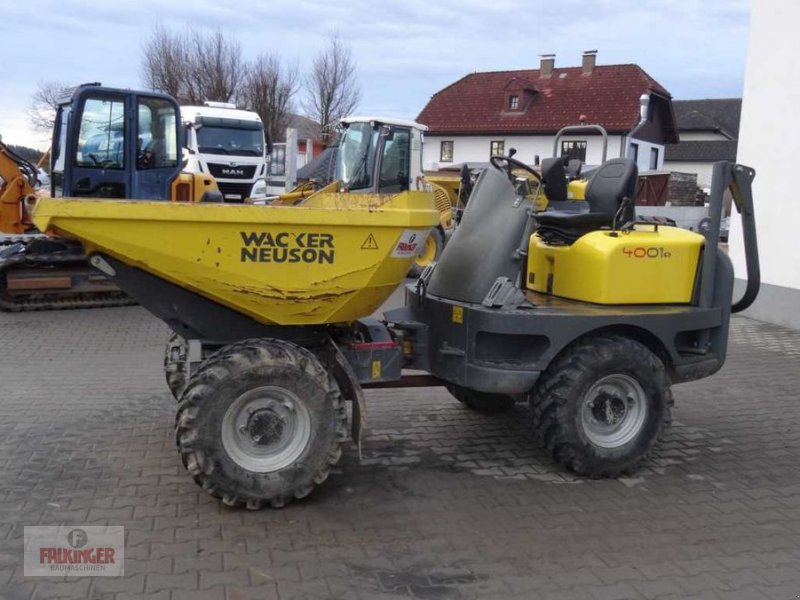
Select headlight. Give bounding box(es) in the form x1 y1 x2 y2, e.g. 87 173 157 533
250 179 267 199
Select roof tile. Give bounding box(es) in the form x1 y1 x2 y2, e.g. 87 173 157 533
417 64 671 136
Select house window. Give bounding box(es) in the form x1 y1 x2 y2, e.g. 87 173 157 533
440 140 453 162
561 140 586 162
490 140 505 157
509 95 519 110
649 147 659 170
629 142 639 163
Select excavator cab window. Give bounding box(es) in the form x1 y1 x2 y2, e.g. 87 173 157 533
336 121 379 191
76 98 125 170
50 104 70 197
378 127 411 193
137 99 179 170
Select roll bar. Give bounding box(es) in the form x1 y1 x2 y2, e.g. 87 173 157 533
552 124 608 163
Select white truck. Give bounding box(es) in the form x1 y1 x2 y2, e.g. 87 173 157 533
182 102 269 202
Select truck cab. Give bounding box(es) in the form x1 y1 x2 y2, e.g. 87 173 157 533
182 102 271 203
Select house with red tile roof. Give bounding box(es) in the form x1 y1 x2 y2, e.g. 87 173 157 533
416 52 678 173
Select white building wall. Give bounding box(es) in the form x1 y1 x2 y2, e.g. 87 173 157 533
625 138 666 172
729 0 800 328
663 160 716 190
424 134 624 171
425 133 665 173
677 131 730 142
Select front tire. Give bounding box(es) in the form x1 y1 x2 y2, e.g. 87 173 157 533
175 338 347 509
530 335 672 477
410 227 444 277
164 333 188 400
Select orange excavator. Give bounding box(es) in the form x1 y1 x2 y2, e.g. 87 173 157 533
0 139 130 310
0 83 219 310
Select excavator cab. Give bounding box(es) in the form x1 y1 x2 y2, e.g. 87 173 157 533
0 84 220 311
51 84 183 200
334 117 426 195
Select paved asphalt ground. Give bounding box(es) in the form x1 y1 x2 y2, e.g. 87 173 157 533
1 300 800 599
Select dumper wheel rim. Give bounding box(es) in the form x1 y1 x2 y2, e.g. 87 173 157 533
221 386 312 472
175 338 346 509
579 374 647 449
410 228 443 276
530 334 672 478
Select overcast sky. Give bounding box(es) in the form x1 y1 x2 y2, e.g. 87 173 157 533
2 0 750 149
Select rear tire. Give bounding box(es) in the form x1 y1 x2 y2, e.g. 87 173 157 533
175 338 347 509
530 335 672 477
447 384 516 414
164 333 188 400
410 227 444 277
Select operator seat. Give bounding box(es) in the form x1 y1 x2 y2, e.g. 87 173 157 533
565 159 582 179
535 158 638 245
540 157 568 203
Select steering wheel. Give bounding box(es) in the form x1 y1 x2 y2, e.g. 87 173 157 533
490 154 542 183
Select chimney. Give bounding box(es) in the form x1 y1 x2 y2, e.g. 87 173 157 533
539 54 555 78
582 50 597 75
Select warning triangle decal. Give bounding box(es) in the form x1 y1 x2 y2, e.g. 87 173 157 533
361 233 379 250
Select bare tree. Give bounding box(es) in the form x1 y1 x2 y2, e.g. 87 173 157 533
303 32 362 142
186 28 247 104
140 25 246 104
141 24 189 101
29 81 72 133
243 54 298 142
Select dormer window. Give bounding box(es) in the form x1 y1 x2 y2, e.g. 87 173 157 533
502 78 537 112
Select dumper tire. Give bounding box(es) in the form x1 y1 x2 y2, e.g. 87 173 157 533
410 227 444 277
175 338 347 509
530 334 672 478
447 384 516 414
164 333 188 400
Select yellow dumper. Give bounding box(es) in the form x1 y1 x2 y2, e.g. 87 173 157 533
34 192 438 326
32 155 759 511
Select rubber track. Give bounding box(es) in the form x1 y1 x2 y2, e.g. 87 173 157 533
0 245 134 311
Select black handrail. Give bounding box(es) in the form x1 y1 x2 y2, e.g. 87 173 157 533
701 162 759 313
728 164 760 313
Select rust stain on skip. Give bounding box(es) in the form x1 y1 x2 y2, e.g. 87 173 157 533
224 281 353 303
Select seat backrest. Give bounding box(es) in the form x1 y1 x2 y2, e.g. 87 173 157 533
585 158 638 224
565 159 582 180
540 157 568 203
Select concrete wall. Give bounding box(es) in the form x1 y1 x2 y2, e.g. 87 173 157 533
729 0 800 329
664 160 716 190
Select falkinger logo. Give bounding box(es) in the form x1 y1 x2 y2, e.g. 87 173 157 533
24 526 124 576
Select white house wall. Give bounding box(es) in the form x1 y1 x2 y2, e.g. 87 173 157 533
625 138 666 172
677 131 730 142
424 135 624 171
729 0 800 328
